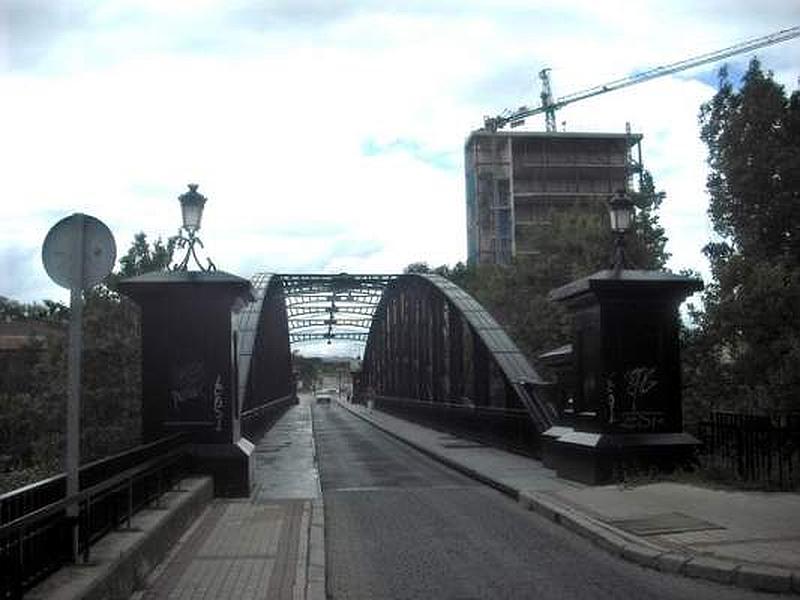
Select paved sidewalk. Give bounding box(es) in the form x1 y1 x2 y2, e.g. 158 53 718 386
340 399 800 594
135 397 325 600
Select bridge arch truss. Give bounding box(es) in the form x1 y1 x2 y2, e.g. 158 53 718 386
362 273 555 435
236 271 555 449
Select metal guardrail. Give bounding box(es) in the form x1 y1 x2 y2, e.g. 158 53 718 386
1 434 188 527
0 434 189 599
241 395 296 440
373 396 540 456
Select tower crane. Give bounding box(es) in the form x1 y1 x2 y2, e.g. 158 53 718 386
483 25 800 133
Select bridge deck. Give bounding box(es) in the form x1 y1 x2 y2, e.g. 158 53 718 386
33 396 798 597
337 400 800 594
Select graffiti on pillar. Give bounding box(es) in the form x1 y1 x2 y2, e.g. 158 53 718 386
606 367 664 431
213 374 224 432
170 361 206 419
625 367 658 412
606 378 617 424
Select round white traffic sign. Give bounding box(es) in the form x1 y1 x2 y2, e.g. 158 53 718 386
42 213 117 289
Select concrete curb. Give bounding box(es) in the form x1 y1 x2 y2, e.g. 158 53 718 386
29 476 214 600
340 401 800 595
129 499 215 600
307 499 326 600
308 401 327 600
293 501 311 600
524 478 798 594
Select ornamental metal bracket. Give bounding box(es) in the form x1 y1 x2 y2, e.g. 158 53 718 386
171 230 216 272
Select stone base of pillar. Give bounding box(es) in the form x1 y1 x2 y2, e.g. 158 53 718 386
191 439 255 497
541 426 575 469
547 430 700 485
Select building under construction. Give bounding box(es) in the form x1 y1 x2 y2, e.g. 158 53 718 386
462 27 800 265
465 130 642 266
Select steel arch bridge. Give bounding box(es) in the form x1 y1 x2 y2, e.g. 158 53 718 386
234 272 555 451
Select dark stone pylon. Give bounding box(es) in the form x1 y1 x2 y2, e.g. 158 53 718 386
544 269 703 484
119 270 255 497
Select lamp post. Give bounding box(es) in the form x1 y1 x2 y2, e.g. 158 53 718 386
173 183 216 271
607 189 635 273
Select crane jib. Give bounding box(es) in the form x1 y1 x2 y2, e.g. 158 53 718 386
484 25 800 132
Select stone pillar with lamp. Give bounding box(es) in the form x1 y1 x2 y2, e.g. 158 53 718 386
119 184 255 497
542 190 703 484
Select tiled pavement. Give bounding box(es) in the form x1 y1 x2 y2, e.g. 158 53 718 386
135 397 324 600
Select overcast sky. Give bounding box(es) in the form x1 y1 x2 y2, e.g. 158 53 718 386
1 1 798 312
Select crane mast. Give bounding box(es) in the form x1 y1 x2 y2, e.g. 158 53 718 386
485 25 800 132
538 68 557 132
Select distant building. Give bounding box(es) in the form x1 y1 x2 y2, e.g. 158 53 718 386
0 320 63 394
464 130 642 265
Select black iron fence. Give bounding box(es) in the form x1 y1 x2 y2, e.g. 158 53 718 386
374 396 540 456
697 411 800 489
0 434 189 599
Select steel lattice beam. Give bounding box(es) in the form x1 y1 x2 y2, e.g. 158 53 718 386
291 332 369 343
289 318 373 330
269 273 396 347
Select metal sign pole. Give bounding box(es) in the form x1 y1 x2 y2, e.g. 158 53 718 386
42 211 116 562
66 214 85 562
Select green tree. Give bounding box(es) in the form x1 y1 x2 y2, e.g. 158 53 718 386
403 261 470 282
106 232 174 289
630 170 670 270
78 232 175 456
403 262 432 274
404 177 669 365
292 351 324 391
0 297 69 323
0 232 173 493
691 59 800 413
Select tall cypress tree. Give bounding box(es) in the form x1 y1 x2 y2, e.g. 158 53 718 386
694 59 800 412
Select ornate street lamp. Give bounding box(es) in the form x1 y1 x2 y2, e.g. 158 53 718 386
172 183 216 271
608 189 635 272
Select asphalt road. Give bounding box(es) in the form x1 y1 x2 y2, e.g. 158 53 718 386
313 403 786 600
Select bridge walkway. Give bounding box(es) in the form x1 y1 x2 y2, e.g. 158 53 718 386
133 395 800 598
133 397 324 600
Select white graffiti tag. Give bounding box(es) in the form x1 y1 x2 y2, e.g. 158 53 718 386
213 375 224 432
625 367 658 412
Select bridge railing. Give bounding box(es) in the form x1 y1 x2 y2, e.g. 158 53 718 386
373 396 545 456
0 434 189 598
241 395 296 440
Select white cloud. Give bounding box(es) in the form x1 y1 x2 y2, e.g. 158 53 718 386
1 0 798 317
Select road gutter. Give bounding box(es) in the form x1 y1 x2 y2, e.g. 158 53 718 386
307 402 327 600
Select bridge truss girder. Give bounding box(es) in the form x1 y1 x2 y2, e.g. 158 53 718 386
291 332 369 344
233 273 295 437
279 273 395 348
362 273 555 432
237 271 554 442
